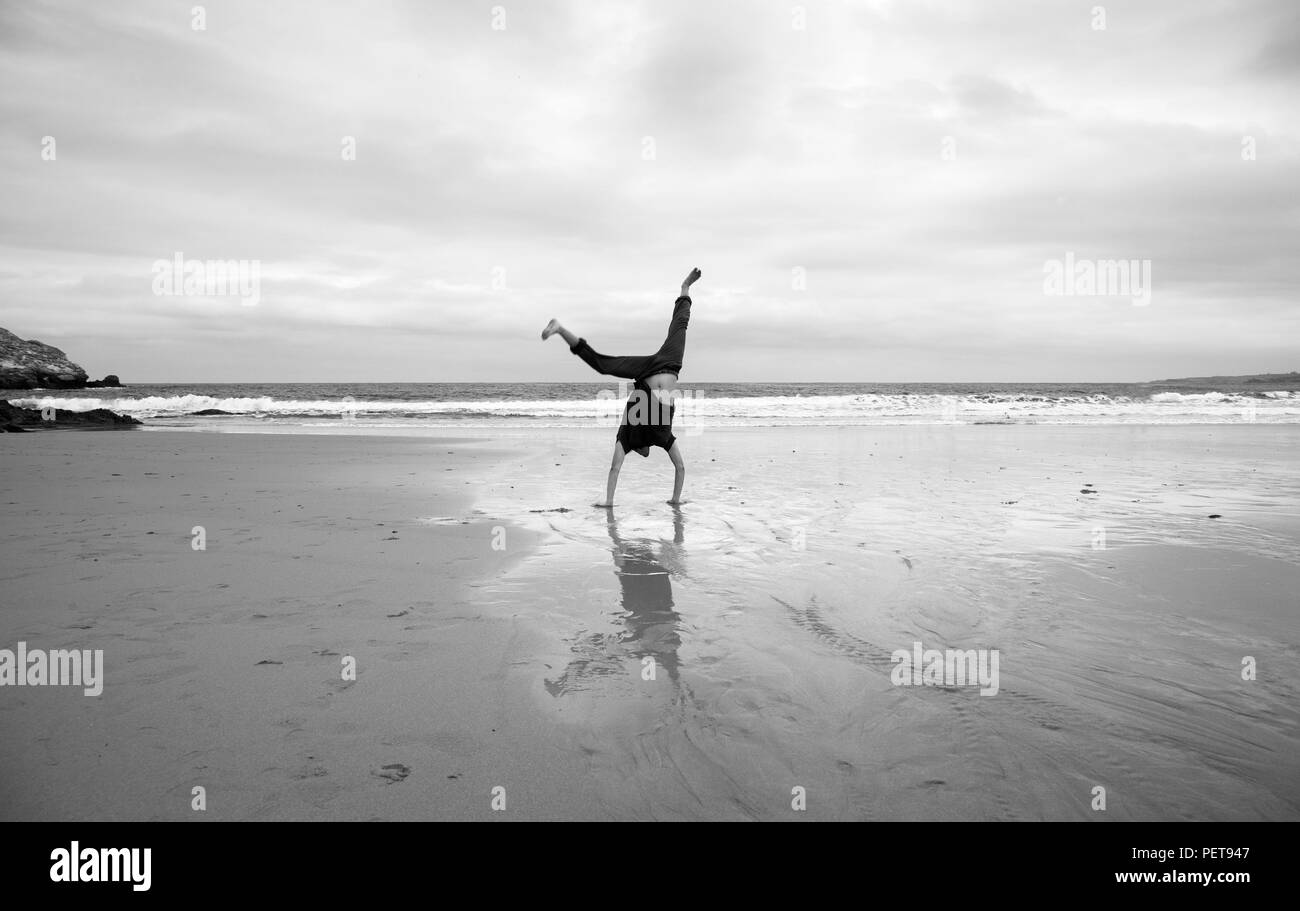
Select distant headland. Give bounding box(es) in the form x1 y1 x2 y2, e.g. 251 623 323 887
1145 372 1300 388
0 327 121 390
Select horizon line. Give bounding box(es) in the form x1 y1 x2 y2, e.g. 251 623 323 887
17 377 1295 387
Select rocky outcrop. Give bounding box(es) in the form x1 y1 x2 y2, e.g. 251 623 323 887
0 328 122 389
0 400 142 431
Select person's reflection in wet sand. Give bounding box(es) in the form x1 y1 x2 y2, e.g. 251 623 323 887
544 507 688 697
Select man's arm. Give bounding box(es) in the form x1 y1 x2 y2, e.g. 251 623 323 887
668 442 686 505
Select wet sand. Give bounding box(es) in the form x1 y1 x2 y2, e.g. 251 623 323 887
1 425 1297 819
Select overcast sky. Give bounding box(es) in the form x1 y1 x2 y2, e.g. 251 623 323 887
1 0 1296 382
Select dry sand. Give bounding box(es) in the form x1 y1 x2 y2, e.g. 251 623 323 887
1 425 1297 820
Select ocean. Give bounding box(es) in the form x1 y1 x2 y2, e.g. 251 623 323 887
7 380 1299 433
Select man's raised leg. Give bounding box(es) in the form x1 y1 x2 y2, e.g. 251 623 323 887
542 319 653 379
541 319 579 346
681 267 701 296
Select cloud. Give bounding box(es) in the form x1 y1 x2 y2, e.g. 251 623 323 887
0 0 1295 382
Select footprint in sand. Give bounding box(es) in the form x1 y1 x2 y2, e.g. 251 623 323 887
291 757 329 780
372 763 411 784
319 677 355 701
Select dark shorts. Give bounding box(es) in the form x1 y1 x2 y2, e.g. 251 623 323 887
617 384 675 457
618 420 676 457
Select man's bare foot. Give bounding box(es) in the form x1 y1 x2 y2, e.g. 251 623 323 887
667 499 686 506
593 501 614 509
541 318 562 340
681 267 701 295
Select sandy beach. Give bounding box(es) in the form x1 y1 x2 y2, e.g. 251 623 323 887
1 425 1297 820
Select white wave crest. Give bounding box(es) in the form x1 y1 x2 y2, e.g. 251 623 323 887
9 389 1299 425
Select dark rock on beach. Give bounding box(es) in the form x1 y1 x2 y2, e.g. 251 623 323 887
0 399 142 430
0 327 122 389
